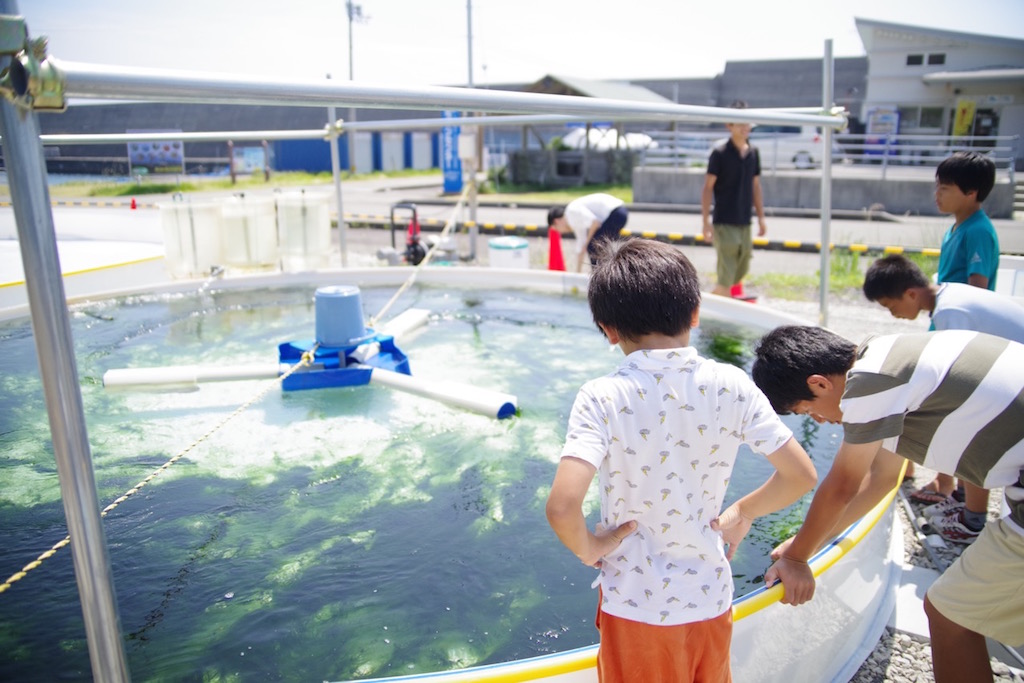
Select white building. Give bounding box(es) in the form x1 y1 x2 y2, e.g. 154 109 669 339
855 17 1024 168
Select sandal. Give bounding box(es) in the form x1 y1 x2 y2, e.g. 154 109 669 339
910 486 949 504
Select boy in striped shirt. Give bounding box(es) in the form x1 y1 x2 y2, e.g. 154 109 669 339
751 325 1024 683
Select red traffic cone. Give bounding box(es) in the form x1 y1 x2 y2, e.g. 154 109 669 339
548 227 565 271
130 197 137 210
730 282 758 303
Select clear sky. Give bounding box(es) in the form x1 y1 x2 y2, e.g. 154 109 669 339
17 0 1024 88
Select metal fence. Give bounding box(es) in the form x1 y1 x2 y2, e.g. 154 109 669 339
638 130 1019 182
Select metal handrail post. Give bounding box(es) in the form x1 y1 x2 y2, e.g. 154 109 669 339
819 40 834 329
1011 135 1018 185
0 5 130 680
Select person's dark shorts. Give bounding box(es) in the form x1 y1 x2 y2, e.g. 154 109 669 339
587 206 629 263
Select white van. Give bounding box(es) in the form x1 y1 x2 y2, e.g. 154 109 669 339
714 125 846 170
748 125 846 169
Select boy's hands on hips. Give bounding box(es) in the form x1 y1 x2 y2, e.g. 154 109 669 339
583 520 637 568
710 504 754 560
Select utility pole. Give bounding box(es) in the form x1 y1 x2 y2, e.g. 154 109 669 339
346 1 364 174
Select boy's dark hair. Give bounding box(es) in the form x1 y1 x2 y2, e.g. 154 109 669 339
547 205 565 227
935 151 996 202
588 238 700 342
862 254 930 302
751 326 856 414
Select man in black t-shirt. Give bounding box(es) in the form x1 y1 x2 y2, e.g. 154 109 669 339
701 100 767 298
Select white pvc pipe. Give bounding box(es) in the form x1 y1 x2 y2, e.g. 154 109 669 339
102 363 280 388
55 59 846 129
365 366 517 420
376 308 431 341
103 360 516 419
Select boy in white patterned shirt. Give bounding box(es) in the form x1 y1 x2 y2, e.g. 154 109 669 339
546 238 816 682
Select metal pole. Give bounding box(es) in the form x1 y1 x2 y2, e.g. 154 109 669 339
0 5 130 680
328 104 349 267
819 40 834 328
465 0 480 225
325 71 348 266
466 0 474 88
56 61 846 128
346 1 358 174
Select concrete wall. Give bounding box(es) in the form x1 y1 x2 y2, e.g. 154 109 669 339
632 166 1015 218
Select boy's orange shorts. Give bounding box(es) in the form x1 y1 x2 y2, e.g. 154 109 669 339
595 601 732 683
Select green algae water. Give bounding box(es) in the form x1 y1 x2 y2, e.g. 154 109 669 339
0 284 837 681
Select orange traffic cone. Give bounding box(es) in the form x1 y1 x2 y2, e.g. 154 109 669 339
130 197 137 210
548 227 565 271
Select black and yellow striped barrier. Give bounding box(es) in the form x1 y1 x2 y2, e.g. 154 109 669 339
0 199 157 209
342 214 944 258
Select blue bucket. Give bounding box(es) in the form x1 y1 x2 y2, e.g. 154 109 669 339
314 285 373 347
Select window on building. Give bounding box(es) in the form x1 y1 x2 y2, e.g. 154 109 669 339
897 106 946 133
920 107 944 129
928 53 946 65
906 54 924 66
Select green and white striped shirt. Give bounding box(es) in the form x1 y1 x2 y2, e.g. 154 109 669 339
841 331 1024 534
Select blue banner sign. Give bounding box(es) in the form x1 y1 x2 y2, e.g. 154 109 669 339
441 111 462 194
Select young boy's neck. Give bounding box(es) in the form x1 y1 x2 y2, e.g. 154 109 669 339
951 201 983 227
619 332 692 355
921 285 939 313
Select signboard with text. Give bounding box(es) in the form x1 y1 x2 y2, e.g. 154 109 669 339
127 129 184 173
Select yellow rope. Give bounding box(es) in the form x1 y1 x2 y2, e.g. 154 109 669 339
0 344 320 595
368 185 472 328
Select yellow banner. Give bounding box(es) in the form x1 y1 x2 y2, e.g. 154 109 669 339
953 99 977 137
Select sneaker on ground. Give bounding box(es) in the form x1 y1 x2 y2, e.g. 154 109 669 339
922 496 963 521
930 509 981 544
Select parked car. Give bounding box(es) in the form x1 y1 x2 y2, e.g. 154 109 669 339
714 125 846 169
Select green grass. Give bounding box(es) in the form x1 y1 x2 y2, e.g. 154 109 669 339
42 169 441 198
750 249 941 300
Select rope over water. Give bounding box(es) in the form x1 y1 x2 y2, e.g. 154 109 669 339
0 343 320 594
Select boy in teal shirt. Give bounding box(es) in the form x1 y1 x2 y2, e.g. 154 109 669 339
935 151 1000 290
909 151 1001 509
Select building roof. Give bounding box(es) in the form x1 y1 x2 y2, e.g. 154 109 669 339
854 17 1024 53
522 75 675 104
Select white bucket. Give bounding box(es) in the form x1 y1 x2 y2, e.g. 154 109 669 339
221 195 279 270
159 201 223 279
488 236 530 269
277 191 331 272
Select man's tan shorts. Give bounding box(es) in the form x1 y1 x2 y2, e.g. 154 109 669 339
926 518 1024 647
712 223 753 287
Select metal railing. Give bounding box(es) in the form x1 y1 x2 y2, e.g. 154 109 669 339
637 130 1019 182
834 133 1018 182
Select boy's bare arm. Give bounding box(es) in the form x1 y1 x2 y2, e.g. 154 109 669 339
771 447 905 561
712 437 816 559
546 456 635 567
764 439 884 605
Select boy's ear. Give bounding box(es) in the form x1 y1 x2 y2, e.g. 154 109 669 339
598 323 620 345
691 306 700 330
806 374 833 396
